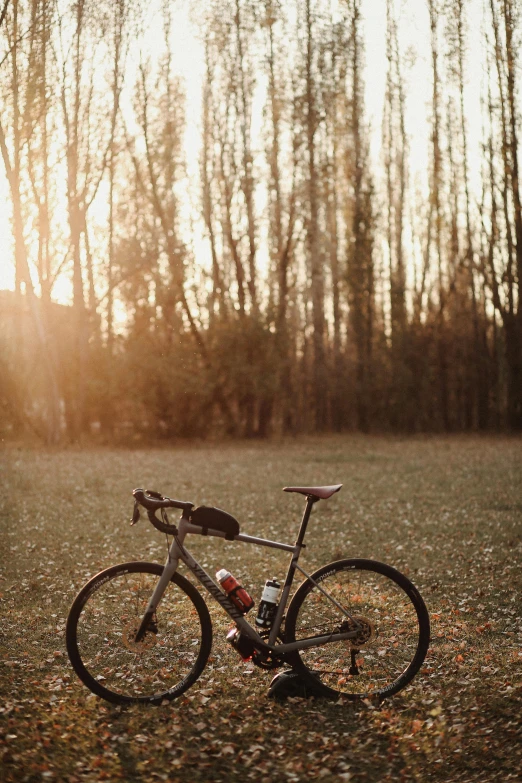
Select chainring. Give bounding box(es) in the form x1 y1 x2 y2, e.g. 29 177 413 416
252 649 284 670
251 629 285 670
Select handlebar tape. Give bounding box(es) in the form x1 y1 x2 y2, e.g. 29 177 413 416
132 488 194 535
132 488 194 513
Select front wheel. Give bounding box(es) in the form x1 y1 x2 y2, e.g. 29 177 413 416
285 559 430 701
66 562 212 704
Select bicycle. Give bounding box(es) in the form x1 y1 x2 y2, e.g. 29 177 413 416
66 484 430 705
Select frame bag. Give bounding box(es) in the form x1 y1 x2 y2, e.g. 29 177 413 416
190 506 240 540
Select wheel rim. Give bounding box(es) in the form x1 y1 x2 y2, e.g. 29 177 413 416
71 567 209 702
288 564 427 699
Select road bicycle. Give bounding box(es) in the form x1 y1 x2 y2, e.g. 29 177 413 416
66 484 430 705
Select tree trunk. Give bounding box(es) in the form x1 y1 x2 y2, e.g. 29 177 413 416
429 0 450 430
305 0 326 431
503 0 522 428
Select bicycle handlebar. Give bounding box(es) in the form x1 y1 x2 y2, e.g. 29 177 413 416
133 488 193 513
132 488 194 534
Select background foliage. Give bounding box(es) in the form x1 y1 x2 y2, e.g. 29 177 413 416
1 0 521 442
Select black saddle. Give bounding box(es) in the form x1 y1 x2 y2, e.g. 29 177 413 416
283 484 342 500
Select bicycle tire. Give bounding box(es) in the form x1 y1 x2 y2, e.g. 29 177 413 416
66 562 212 705
285 559 430 701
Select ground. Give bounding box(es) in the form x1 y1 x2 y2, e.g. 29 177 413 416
1 434 521 782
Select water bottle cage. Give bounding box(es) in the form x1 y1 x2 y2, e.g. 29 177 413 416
256 599 278 629
224 584 254 613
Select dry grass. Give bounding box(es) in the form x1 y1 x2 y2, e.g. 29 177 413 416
1 434 521 782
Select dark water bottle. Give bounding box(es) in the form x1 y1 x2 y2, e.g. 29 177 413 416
255 578 280 629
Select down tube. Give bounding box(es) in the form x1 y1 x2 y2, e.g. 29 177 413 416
180 547 250 624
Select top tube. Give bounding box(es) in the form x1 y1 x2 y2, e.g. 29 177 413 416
180 520 296 553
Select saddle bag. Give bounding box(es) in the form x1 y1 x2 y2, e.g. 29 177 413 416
190 506 240 540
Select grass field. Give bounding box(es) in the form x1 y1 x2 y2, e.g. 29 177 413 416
1 435 521 782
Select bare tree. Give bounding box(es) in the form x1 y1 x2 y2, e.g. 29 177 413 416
304 0 326 430
427 0 450 429
488 0 522 428
0 0 62 442
346 0 375 431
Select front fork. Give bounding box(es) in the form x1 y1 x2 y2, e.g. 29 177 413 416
135 543 182 643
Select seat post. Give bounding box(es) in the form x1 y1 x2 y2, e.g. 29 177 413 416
295 495 317 547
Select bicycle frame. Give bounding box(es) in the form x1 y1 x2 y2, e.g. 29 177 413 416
135 496 362 655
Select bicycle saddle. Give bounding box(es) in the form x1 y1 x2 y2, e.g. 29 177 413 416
283 484 342 500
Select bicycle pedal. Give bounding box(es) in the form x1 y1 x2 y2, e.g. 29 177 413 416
267 670 324 700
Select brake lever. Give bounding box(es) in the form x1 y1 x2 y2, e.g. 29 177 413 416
145 489 164 500
130 501 141 526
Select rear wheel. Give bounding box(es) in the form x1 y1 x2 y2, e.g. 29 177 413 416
285 559 430 701
66 562 212 704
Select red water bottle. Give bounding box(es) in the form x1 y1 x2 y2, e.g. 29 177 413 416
216 569 254 613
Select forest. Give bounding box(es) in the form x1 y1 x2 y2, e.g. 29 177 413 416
1 0 521 443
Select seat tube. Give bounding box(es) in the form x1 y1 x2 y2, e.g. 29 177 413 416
268 496 316 645
296 495 316 546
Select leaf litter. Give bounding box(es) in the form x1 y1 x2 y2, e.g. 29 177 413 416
0 435 521 782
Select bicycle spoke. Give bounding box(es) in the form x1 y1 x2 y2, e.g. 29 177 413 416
285 560 429 700
67 564 212 704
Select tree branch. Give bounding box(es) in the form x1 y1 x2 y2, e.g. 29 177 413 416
0 0 10 29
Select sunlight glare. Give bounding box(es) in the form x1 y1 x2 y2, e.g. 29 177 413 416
0 183 14 290
0 0 493 305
